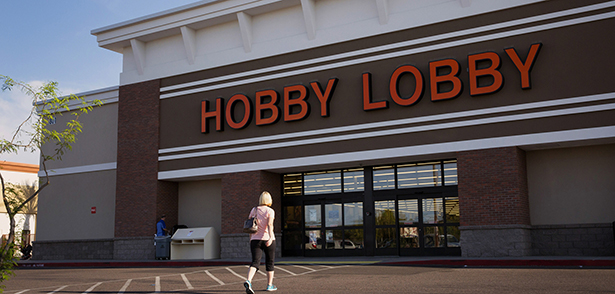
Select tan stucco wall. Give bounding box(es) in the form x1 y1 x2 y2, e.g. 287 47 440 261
178 180 221 235
36 170 116 241
527 144 615 225
43 102 118 169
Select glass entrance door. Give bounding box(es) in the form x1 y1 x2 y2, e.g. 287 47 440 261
303 201 365 257
373 192 460 256
282 159 459 257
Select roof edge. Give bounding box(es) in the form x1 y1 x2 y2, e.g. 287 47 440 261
90 0 220 35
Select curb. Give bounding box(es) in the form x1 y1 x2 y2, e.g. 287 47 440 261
17 258 615 268
17 260 248 268
378 259 615 268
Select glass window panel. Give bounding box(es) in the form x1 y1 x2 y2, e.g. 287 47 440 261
400 227 419 248
283 206 302 230
304 170 341 195
325 229 343 250
305 230 322 250
424 226 445 248
373 166 395 190
376 228 397 248
283 173 302 196
325 204 342 227
305 205 321 228
443 160 458 186
447 226 461 247
398 199 419 225
397 162 441 188
343 168 364 192
282 230 303 250
445 197 460 223
344 229 364 250
344 202 363 226
422 198 444 224
375 200 396 226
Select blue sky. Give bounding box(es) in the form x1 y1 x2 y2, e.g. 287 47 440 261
1 0 200 165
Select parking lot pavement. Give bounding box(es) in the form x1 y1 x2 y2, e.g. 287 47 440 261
4 263 615 294
2 264 348 294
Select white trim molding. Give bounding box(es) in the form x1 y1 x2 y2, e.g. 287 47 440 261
38 162 117 177
158 126 615 180
160 4 615 99
92 0 547 86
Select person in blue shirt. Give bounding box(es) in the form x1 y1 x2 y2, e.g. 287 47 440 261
156 215 169 236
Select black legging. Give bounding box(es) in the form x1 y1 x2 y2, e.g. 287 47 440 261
249 239 276 272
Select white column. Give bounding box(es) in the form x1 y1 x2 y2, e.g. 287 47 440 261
180 26 197 65
460 0 471 8
376 0 389 25
130 39 146 75
237 12 253 53
301 0 316 40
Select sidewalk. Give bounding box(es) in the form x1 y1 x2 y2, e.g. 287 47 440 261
16 255 615 269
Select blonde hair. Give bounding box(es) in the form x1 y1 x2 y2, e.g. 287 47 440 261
258 191 273 206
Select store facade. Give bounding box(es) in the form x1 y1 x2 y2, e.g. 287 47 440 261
34 0 614 260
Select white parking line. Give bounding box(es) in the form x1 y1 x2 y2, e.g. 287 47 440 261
48 285 68 294
180 274 193 290
276 266 297 276
14 264 347 294
293 265 317 272
205 270 225 285
83 282 102 294
118 279 132 294
226 267 246 280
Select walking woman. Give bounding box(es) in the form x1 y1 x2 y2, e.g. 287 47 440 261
244 191 277 293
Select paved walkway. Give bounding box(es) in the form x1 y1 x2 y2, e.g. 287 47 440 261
17 255 615 268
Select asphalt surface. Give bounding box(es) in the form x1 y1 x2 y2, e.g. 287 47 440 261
4 263 615 294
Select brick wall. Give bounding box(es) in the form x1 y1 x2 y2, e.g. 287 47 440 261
457 147 532 257
221 171 281 235
457 147 530 226
220 171 281 259
115 80 178 239
157 181 179 231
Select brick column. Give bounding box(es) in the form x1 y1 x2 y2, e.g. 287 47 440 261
220 171 281 259
457 147 531 257
114 80 178 260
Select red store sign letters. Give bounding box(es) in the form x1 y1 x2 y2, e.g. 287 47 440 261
201 43 542 133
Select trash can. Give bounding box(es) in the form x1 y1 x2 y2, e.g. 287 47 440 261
154 235 172 260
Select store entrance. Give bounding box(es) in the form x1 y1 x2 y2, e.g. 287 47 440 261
303 198 365 257
373 188 460 256
281 160 459 257
281 192 366 257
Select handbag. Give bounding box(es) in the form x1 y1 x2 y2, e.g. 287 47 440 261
242 207 258 234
